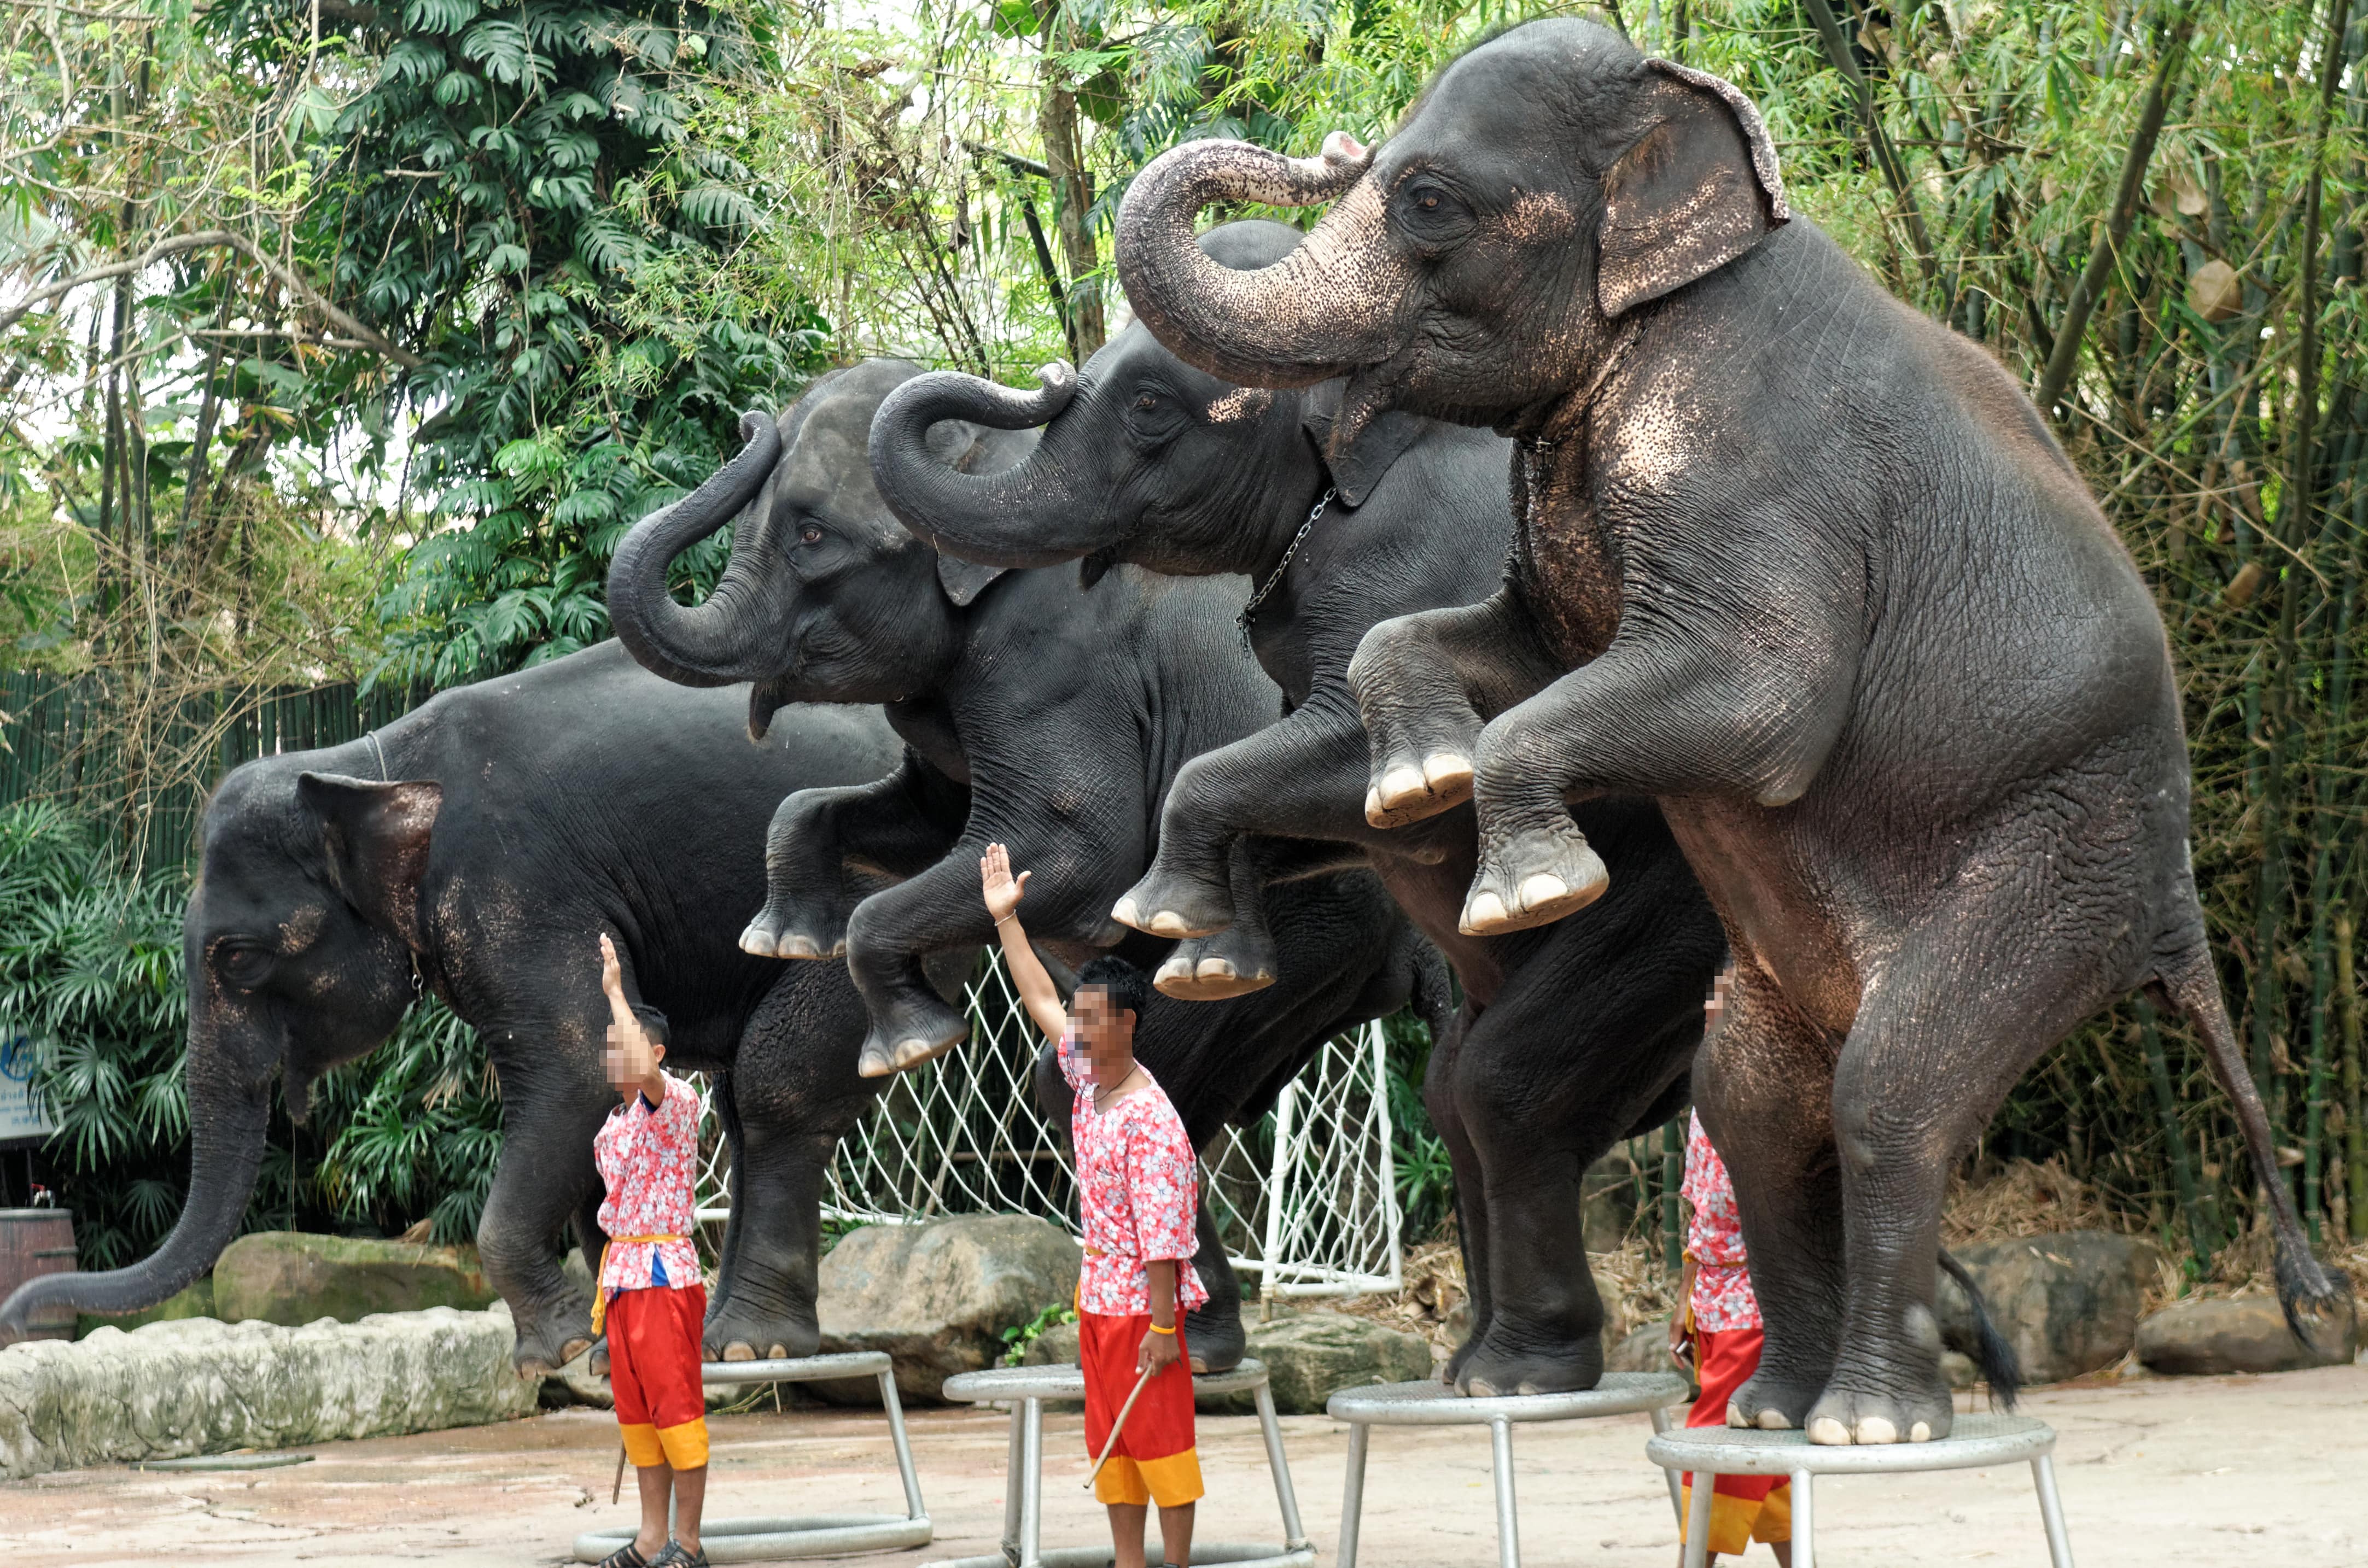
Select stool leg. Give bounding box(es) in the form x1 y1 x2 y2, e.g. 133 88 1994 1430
1489 1416 1519 1568
1682 1467 1713 1568
1650 1406 1683 1524
1252 1383 1310 1550
880 1370 927 1522
2031 1455 2075 1568
1000 1403 1026 1563
1788 1470 1814 1568
1337 1423 1372 1568
1019 1397 1045 1568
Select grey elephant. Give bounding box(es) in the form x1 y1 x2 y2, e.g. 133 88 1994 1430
1112 19 2340 1444
604 358 1435 1368
0 643 900 1370
865 220 1727 1396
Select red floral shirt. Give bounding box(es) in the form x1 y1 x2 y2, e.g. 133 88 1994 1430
1060 1032 1208 1317
593 1072 702 1293
1682 1110 1761 1332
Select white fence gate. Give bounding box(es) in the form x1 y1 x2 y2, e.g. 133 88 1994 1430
693 951 1402 1297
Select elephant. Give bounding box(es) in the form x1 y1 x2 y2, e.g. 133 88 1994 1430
0 642 904 1371
1111 17 2343 1443
864 219 1727 1396
604 356 1436 1369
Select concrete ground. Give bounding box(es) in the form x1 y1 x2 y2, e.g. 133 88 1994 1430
10 1364 2366 1567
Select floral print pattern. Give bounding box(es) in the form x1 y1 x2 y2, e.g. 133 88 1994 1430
1061 1032 1208 1315
1682 1110 1762 1332
594 1072 703 1293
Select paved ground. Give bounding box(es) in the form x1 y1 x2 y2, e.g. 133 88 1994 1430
11 1364 2366 1567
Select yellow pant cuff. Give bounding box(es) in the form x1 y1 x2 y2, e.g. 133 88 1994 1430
619 1423 664 1468
658 1417 710 1471
1681 1482 1792 1552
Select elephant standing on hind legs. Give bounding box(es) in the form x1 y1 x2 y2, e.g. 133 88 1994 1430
1114 18 2344 1443
865 220 1726 1398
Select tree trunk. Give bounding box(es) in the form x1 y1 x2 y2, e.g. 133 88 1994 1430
1037 20 1103 362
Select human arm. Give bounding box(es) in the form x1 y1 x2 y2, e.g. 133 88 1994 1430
1129 1114 1197 1373
599 933 664 1105
1138 1260 1182 1373
981 841 1068 1042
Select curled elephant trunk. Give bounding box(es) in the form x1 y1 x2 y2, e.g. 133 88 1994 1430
867 364 1111 569
0 1078 270 1339
1116 132 1397 389
607 412 783 688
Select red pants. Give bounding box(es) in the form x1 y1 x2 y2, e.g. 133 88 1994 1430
609 1283 709 1470
1681 1324 1791 1554
1080 1310 1202 1507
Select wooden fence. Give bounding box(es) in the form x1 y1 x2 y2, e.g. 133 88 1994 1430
0 671 425 871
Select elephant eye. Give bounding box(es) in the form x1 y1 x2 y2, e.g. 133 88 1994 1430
1397 181 1473 243
798 523 824 546
216 942 275 988
1133 393 1158 412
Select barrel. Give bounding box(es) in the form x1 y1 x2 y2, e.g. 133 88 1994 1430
0 1209 78 1339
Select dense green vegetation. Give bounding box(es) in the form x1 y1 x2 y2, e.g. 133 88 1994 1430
2 0 2363 1269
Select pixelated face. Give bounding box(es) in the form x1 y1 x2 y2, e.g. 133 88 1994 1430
1073 985 1137 1081
603 1020 667 1092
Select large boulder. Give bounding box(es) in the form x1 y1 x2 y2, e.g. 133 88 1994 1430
213 1232 498 1326
815 1215 1081 1402
1936 1230 2161 1385
2135 1294 2360 1376
0 1304 538 1480
1204 1310 1433 1415
1607 1319 1679 1377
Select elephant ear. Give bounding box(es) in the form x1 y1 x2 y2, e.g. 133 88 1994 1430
1597 60 1791 319
296 773 443 950
921 416 1013 607
1301 380 1427 507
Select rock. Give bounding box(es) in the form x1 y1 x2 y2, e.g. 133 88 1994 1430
214 1232 498 1327
1936 1230 2161 1385
1204 1310 1433 1415
1582 1154 1641 1253
1019 1319 1081 1368
2135 1294 2360 1376
0 1304 538 1480
78 1276 215 1339
1607 1319 1678 1377
814 1216 1081 1403
1940 1350 1980 1389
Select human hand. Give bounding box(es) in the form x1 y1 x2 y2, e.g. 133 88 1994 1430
1137 1325 1181 1376
980 842 1031 923
1704 967 1734 1032
599 933 626 1001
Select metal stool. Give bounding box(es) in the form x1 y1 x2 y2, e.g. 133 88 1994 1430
1646 1411 2073 1568
572 1351 931 1564
926 1358 1313 1568
1327 1373 1692 1568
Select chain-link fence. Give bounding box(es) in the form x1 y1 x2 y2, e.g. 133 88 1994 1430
690 951 1401 1297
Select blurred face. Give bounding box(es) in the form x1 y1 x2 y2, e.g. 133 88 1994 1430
604 1021 666 1093
1074 986 1137 1083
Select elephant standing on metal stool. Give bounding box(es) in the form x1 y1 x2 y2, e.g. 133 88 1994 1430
866 220 1726 1397
1113 18 2341 1442
604 358 1433 1370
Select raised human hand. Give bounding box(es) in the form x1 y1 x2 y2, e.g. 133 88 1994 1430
979 841 1031 923
598 933 626 1000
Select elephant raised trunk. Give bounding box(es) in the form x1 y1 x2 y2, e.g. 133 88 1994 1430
607 412 785 688
868 364 1112 568
1115 132 1396 389
0 1073 270 1337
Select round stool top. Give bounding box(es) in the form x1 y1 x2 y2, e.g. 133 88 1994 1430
697 1350 894 1386
1326 1372 1689 1425
942 1357 1272 1405
1646 1412 2056 1476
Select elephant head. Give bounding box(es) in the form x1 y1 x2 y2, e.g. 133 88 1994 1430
870 221 1428 578
0 765 439 1337
1113 19 1786 447
607 359 1037 730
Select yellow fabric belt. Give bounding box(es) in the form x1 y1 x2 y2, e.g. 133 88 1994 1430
590 1234 689 1336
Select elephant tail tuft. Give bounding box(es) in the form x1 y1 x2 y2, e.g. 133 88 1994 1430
1938 1247 2020 1409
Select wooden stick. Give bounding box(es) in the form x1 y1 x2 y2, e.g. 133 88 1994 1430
612 1442 628 1504
1083 1366 1160 1490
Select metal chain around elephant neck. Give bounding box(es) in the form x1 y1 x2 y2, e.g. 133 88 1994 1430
1238 485 1337 650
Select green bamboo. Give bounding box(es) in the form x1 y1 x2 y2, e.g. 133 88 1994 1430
2138 1000 2218 1264
2341 912 2365 1241
1661 1116 1684 1274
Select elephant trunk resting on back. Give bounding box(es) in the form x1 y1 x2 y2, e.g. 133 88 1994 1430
1112 18 2342 1441
605 359 1433 1369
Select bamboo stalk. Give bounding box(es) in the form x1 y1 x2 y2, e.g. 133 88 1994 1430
2138 1002 2218 1263
1661 1116 1683 1274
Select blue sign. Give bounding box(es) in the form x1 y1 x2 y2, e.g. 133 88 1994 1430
0 1029 56 1144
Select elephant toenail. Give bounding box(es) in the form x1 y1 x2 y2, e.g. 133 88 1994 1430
738 926 775 956
1363 786 1385 824
1727 1403 1748 1428
1806 1417 1850 1444
1147 910 1191 936
724 1343 755 1361
1422 752 1472 789
1758 1409 1793 1431
1195 958 1238 979
1111 895 1143 928
1378 764 1427 805
1517 873 1568 910
1854 1417 1898 1445
779 934 820 958
1910 1421 1932 1442
1461 892 1510 932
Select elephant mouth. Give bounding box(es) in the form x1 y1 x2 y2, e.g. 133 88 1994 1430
748 675 798 742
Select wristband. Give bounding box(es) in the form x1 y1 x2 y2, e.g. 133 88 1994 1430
1148 1321 1176 1335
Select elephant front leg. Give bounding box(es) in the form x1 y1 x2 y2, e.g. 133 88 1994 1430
1348 588 1565 830
1154 841 1295 1001
1182 1197 1247 1373
480 1078 614 1377
743 756 965 959
703 1125 849 1360
844 851 1022 1076
1424 1004 1494 1388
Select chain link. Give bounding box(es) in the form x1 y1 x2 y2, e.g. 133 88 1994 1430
1237 485 1337 650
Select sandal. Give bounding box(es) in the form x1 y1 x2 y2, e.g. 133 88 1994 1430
595 1544 651 1568
651 1542 710 1568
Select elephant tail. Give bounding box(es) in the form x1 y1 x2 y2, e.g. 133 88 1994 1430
2149 944 2348 1348
1937 1247 2020 1409
1405 930 1459 1054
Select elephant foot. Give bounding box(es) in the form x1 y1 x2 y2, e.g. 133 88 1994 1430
1156 929 1279 1001
703 1300 820 1364
1112 863 1235 939
1184 1301 1245 1374
857 991 969 1077
590 1338 611 1378
1451 1332 1603 1398
1727 1367 1828 1432
1364 750 1474 829
739 897 849 960
1459 824 1608 935
510 1308 596 1379
1803 1378 1953 1446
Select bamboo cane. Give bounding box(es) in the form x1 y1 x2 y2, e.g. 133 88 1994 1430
1083 1365 1159 1491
